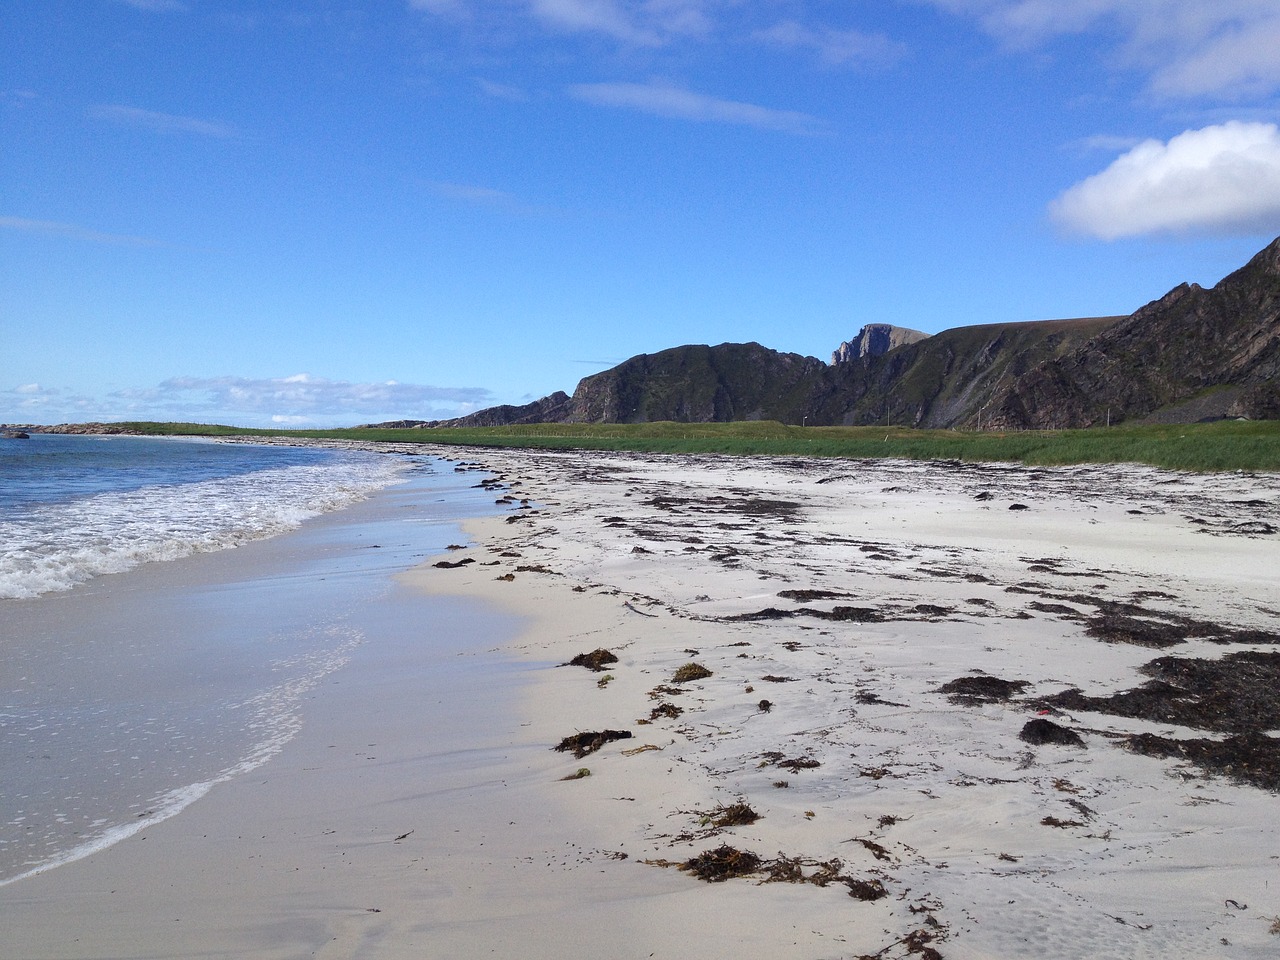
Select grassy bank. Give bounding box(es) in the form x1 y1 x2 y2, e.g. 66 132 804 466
86 419 1280 472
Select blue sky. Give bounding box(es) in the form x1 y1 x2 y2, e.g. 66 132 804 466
3 0 1280 427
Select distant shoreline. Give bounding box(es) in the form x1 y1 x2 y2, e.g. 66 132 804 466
6 417 1280 472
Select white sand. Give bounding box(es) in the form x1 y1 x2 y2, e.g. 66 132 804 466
408 450 1280 959
3 448 1279 959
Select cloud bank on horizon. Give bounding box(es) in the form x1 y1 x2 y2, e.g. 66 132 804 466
5 375 492 428
4 0 1279 426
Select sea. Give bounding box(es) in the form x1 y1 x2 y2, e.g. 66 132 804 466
0 433 495 886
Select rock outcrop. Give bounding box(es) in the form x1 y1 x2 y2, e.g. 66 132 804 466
831 324 930 364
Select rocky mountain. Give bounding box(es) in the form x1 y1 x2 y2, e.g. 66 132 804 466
983 237 1280 428
401 392 573 429
559 342 828 424
834 316 1123 428
373 237 1278 431
831 324 930 364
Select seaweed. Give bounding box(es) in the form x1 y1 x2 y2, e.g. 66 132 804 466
672 662 713 683
760 752 821 773
1044 650 1280 735
648 701 684 721
567 648 618 672
710 803 760 828
553 729 633 758
679 846 889 901
681 845 762 882
937 675 1029 705
1019 718 1086 748
1125 731 1280 792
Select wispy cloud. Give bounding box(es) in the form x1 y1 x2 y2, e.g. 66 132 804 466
117 0 189 11
408 0 469 16
926 1 1280 100
5 375 495 427
527 0 711 45
1069 133 1146 154
1050 121 1280 239
90 104 239 139
0 216 159 247
569 80 824 133
753 20 907 69
126 374 493 418
475 77 532 101
1 383 97 421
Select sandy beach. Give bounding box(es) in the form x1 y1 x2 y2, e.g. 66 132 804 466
4 447 1280 959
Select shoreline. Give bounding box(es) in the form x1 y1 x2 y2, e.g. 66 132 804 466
4 446 1279 957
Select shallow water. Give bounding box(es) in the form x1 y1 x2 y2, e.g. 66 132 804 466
0 434 412 599
0 460 498 885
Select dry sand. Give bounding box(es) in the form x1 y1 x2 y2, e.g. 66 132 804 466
4 447 1279 959
412 449 1280 960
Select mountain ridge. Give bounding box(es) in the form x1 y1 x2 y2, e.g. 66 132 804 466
379 236 1279 431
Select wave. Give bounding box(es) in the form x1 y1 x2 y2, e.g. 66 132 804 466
0 455 413 600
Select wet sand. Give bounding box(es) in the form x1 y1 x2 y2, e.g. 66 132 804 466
4 447 1280 959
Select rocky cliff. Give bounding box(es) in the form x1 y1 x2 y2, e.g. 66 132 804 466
560 342 828 424
983 236 1280 428
831 324 930 364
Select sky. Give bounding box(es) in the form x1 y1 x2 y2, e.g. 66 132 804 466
3 0 1280 428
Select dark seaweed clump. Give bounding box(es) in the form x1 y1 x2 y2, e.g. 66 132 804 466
1019 718 1086 748
1042 650 1280 792
1043 650 1280 734
554 729 633 758
937 675 1029 705
1126 732 1280 792
567 648 618 672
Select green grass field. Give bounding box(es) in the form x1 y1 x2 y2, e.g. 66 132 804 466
96 419 1280 472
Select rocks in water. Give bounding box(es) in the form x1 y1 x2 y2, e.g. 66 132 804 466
1020 718 1086 748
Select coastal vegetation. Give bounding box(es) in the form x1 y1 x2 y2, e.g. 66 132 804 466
82 418 1280 473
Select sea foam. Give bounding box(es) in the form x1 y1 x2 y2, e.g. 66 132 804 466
0 455 411 600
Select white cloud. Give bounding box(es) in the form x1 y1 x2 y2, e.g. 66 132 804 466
132 374 494 419
753 20 907 69
0 216 158 247
925 1 1280 99
569 80 824 133
1050 121 1280 239
90 104 239 139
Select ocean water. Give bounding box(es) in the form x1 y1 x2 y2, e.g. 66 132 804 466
0 434 415 600
0 434 494 886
